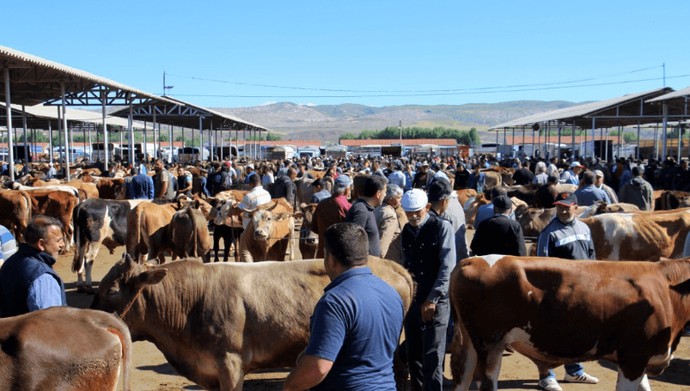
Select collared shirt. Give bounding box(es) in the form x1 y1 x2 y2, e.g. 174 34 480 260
27 274 63 311
574 184 611 206
305 267 403 391
387 170 406 189
537 218 595 260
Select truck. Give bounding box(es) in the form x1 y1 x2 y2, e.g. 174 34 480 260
178 147 210 164
297 146 321 159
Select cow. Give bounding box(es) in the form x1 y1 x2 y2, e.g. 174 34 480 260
449 255 690 391
0 189 32 242
72 198 150 293
0 307 131 391
28 178 99 201
126 201 177 263
655 190 690 210
23 189 79 251
581 208 690 261
92 254 413 391
211 198 243 262
168 205 212 262
237 199 295 262
298 202 319 259
96 177 127 200
7 180 80 199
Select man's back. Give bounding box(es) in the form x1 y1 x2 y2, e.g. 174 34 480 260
346 199 381 257
306 268 403 391
471 214 526 256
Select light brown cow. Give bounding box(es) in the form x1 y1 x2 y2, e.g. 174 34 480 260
92 255 413 391
297 203 319 259
96 177 127 200
0 307 131 391
238 200 294 262
654 190 690 210
126 202 177 263
450 255 690 391
168 205 212 261
0 189 32 242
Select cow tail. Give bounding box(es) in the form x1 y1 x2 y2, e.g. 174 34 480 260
71 205 85 274
20 190 32 242
105 324 132 391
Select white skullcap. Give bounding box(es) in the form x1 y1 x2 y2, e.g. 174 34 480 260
401 189 428 212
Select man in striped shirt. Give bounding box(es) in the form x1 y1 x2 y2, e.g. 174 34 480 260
0 224 17 264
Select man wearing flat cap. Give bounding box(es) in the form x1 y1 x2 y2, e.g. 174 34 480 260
470 195 525 256
535 191 598 390
400 189 455 391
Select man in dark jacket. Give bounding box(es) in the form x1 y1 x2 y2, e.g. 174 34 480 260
0 216 66 317
272 167 297 207
346 175 386 257
400 188 455 391
619 166 654 211
470 195 526 256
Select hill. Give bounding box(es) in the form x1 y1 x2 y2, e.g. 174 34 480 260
213 101 579 143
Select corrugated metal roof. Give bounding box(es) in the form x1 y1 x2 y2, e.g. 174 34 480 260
490 88 672 130
257 140 321 147
163 97 270 132
0 103 140 128
339 138 458 147
0 45 177 106
647 86 690 102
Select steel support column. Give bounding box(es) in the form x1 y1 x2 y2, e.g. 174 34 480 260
61 82 71 181
4 69 14 180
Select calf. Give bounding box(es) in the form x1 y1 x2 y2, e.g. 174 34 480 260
92 254 413 391
0 307 131 391
298 203 319 259
126 202 177 263
450 255 690 391
238 200 294 262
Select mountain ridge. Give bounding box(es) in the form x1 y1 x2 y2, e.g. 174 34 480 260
213 100 579 142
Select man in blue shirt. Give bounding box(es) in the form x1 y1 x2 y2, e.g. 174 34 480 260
0 216 66 317
573 170 610 207
127 166 155 200
284 223 404 391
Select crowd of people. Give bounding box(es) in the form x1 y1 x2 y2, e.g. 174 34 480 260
2 149 688 390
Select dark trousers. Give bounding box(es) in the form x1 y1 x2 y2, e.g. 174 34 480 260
404 297 450 391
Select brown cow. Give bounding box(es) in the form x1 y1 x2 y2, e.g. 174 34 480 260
126 202 177 263
237 200 294 262
654 190 690 210
168 205 212 261
297 203 319 259
23 189 79 251
0 190 32 242
0 307 131 391
96 177 127 199
450 255 690 391
92 255 413 391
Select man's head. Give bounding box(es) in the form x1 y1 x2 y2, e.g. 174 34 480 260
362 175 388 207
312 178 323 192
333 175 352 196
570 161 583 173
154 159 164 172
492 195 513 215
582 170 596 186
287 167 297 180
323 222 369 280
632 166 643 177
594 170 605 186
384 184 404 209
553 192 578 224
402 189 430 227
25 215 64 258
246 164 254 172
248 172 261 188
427 178 452 215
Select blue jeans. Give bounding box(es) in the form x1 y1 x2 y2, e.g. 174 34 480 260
543 363 584 380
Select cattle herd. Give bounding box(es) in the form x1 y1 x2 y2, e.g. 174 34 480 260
2 153 690 390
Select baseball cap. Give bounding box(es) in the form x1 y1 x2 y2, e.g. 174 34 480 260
246 164 254 169
570 161 582 168
492 195 512 210
594 169 604 178
553 192 578 206
401 189 428 212
334 175 352 189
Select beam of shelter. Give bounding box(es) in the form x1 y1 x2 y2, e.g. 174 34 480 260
110 96 273 132
0 103 142 130
0 45 177 107
489 88 675 130
647 86 690 114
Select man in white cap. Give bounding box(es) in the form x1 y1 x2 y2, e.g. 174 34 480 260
594 169 619 203
560 161 583 185
400 188 455 391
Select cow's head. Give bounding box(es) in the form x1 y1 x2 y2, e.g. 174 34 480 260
299 203 319 247
250 209 290 241
192 195 218 222
213 199 241 227
91 253 167 320
514 205 552 238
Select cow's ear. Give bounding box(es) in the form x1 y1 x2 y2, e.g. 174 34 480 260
671 279 690 296
137 269 168 286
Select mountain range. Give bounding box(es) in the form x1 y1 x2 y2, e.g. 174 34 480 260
214 101 579 143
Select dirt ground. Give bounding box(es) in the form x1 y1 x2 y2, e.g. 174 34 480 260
55 229 690 391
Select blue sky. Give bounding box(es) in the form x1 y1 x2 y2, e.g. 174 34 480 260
5 1 689 108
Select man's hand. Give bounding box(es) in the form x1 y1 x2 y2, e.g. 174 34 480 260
421 300 436 323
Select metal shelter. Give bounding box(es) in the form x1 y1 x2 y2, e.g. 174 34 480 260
0 45 178 180
647 87 690 159
110 96 274 162
489 88 680 161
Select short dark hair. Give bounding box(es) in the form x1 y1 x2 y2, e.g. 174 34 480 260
25 215 63 244
249 172 261 185
312 178 323 188
324 223 369 268
582 170 596 185
632 166 643 176
362 175 387 198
